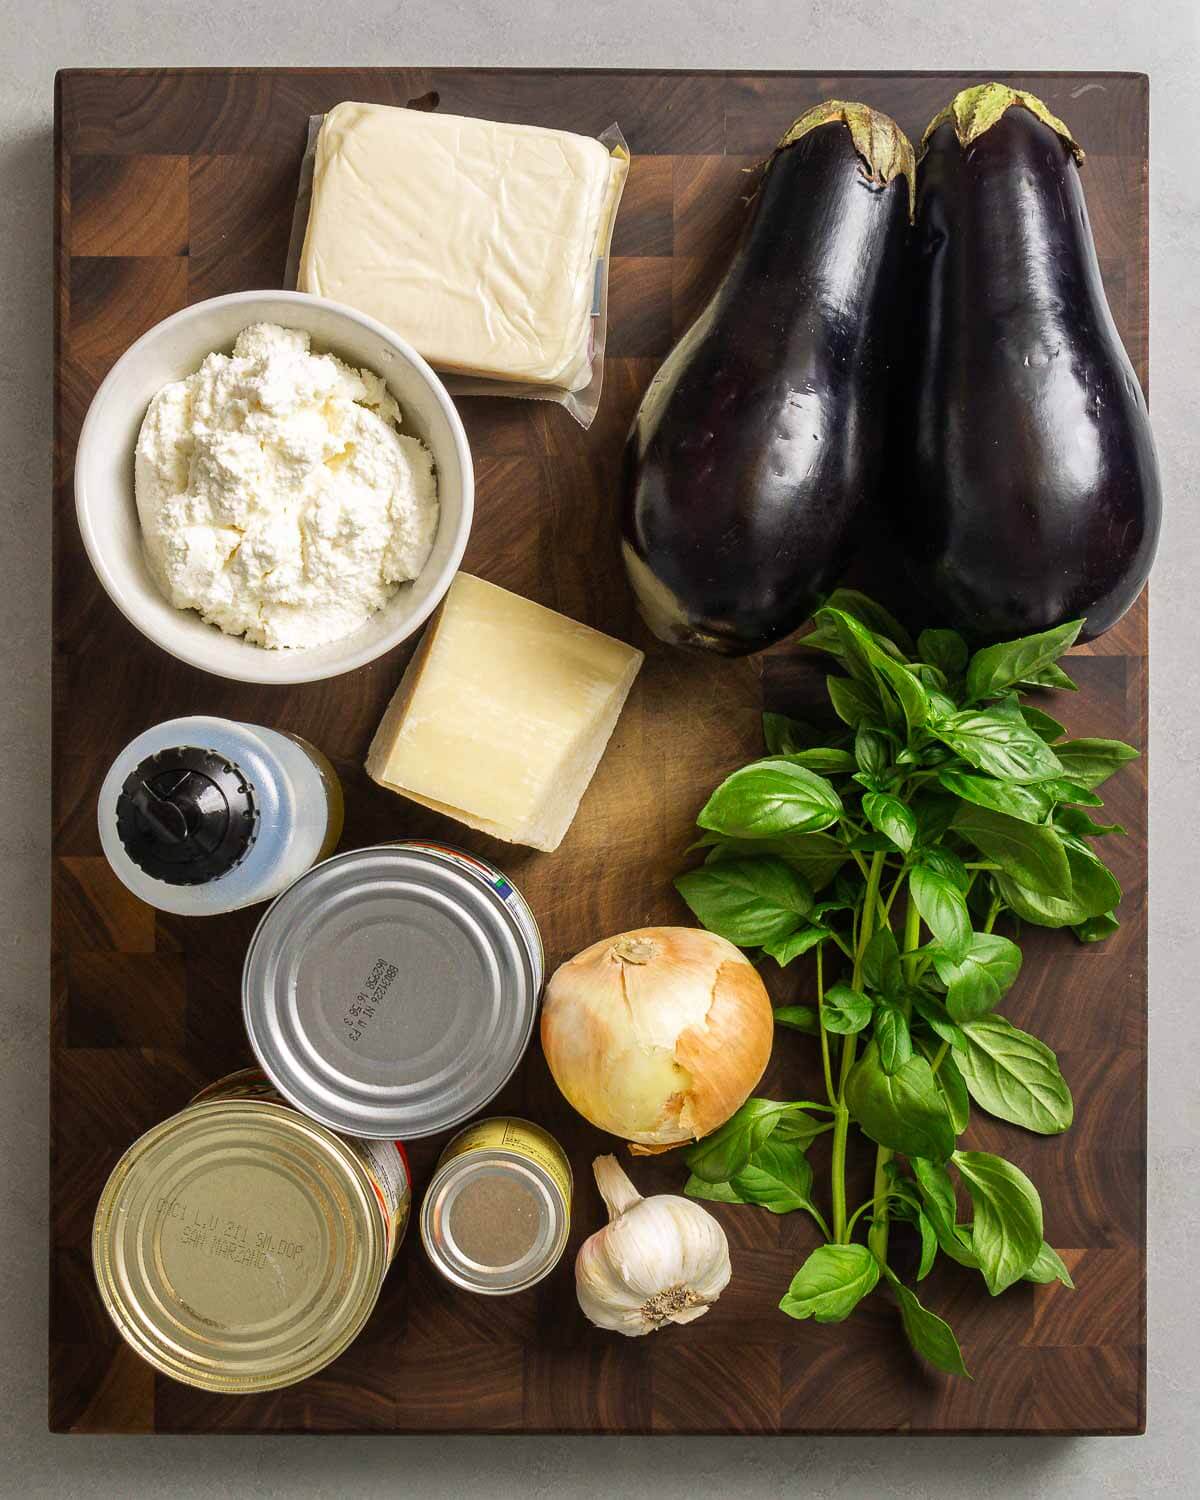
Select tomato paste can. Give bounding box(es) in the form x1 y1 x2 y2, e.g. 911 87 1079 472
91 1068 411 1393
420 1117 572 1295
241 841 544 1139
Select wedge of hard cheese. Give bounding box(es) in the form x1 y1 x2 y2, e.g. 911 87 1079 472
366 573 644 852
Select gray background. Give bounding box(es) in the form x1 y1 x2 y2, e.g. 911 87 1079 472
2 1 1197 1495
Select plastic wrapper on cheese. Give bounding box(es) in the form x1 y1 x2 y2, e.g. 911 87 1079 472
287 103 629 428
365 573 644 853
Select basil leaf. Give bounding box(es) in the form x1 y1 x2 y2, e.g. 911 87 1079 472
862 926 902 992
697 759 843 839
675 856 813 945
918 628 968 678
911 993 968 1053
883 1161 925 1213
995 842 1121 928
937 1051 971 1134
855 726 891 777
938 769 1054 827
862 792 917 853
827 674 881 728
874 1001 913 1074
910 865 972 961
954 802 1072 898
821 588 915 655
703 831 849 891
912 791 960 849
811 898 853 919
811 610 886 685
780 747 858 774
1023 1241 1076 1288
1036 777 1105 808
845 1043 956 1162
1020 705 1068 743
822 982 874 1035
686 1099 802 1183
872 653 931 736
773 1004 820 1034
820 609 929 735
762 711 827 754
952 1015 1073 1134
933 710 1064 784
984 695 1026 723
1019 662 1077 692
779 1243 880 1324
932 932 1023 1022
845 831 896 853
1073 911 1120 943
952 1149 1044 1295
925 691 959 722
731 1139 816 1215
919 846 971 892
883 1268 971 1377
965 620 1083 702
916 1210 939 1280
1051 738 1140 790
684 1175 746 1205
1055 807 1126 839
911 1158 979 1269
763 927 828 965
772 1111 834 1150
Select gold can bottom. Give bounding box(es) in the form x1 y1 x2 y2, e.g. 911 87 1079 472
92 1069 411 1393
421 1118 572 1295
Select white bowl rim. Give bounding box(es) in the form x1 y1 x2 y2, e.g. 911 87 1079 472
73 288 474 686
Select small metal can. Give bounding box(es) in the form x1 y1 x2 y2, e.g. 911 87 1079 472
421 1117 572 1295
92 1069 411 1393
242 841 544 1139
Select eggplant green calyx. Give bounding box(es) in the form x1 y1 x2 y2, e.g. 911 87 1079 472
777 100 917 220
922 82 1084 165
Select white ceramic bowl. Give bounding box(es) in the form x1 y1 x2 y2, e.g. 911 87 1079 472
74 290 473 685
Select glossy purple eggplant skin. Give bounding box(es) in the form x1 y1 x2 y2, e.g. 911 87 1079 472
621 124 911 655
898 108 1161 643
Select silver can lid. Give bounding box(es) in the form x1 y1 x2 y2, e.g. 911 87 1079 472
421 1150 569 1295
242 845 540 1138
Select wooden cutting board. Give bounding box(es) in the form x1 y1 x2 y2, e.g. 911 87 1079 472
52 68 1148 1435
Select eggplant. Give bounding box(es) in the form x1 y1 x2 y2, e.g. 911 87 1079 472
897 84 1161 643
621 102 914 655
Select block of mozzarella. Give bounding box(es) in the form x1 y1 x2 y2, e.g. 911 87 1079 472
298 101 627 390
366 573 644 852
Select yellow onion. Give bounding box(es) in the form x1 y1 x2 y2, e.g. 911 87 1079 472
540 927 773 1149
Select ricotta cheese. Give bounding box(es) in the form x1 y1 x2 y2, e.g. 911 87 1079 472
134 322 439 650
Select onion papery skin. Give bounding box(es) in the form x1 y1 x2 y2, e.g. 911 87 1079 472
540 927 774 1147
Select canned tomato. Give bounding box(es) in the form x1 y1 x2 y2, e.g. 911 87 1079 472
242 841 544 1139
92 1069 411 1393
421 1117 571 1295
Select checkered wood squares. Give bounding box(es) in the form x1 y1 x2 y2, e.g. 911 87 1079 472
53 68 1148 1434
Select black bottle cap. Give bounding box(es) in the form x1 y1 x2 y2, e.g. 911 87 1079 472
115 746 258 886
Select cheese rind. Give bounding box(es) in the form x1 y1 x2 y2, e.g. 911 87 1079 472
298 102 627 390
366 573 643 852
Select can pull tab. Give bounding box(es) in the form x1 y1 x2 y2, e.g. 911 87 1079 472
115 746 259 886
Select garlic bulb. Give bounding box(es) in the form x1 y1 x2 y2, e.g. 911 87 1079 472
541 927 773 1149
576 1155 731 1336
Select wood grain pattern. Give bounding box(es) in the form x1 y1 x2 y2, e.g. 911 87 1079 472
52 68 1148 1435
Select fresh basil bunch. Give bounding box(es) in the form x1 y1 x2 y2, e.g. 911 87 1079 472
675 591 1137 1378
